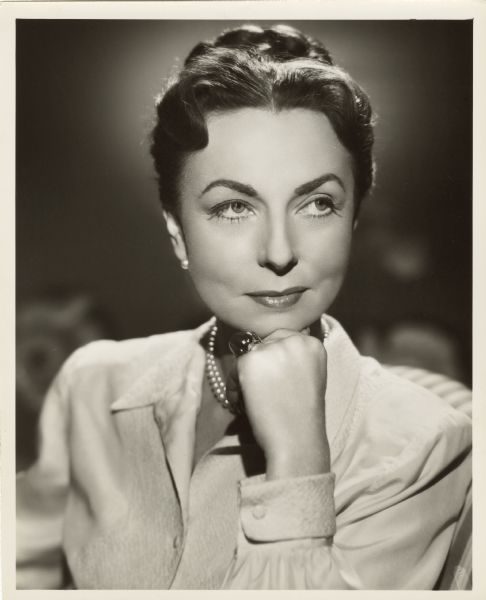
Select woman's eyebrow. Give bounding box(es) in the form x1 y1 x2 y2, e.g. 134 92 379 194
293 173 346 197
199 179 258 198
199 173 345 199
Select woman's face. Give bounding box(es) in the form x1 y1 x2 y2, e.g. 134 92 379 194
166 108 356 336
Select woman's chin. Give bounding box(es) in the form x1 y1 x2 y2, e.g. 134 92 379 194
217 311 324 338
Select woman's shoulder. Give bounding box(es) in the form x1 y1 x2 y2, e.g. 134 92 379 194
368 358 470 417
57 324 207 392
351 356 471 459
69 328 198 367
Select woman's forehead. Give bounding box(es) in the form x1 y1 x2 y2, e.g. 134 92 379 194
181 108 354 197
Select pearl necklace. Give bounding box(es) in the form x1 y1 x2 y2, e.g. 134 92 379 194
205 318 330 413
206 323 234 411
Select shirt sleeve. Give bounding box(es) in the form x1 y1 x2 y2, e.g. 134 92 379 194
222 407 472 590
16 358 73 590
238 472 336 541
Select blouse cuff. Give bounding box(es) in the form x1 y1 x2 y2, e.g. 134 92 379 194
239 472 336 542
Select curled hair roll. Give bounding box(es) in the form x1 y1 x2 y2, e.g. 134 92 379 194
185 24 334 65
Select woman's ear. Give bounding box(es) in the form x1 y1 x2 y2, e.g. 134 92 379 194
163 211 188 264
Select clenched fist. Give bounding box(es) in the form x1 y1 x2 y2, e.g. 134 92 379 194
231 329 331 480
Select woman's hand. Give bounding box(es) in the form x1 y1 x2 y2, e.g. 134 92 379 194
233 329 330 480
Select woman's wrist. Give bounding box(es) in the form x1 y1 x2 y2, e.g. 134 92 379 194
265 443 331 480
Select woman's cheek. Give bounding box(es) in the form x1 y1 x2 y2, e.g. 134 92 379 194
194 228 252 277
310 226 353 279
186 235 240 298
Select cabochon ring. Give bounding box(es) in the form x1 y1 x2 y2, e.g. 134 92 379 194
228 331 262 357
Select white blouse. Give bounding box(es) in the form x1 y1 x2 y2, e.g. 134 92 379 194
16 316 472 589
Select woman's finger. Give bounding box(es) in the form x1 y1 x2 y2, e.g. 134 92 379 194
262 327 309 344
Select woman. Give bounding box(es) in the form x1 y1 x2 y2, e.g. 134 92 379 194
16 24 471 590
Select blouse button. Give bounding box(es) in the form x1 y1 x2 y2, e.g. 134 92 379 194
172 535 182 550
252 504 266 519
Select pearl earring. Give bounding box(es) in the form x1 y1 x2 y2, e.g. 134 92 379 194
181 259 189 270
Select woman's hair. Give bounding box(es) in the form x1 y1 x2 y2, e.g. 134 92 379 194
151 24 375 217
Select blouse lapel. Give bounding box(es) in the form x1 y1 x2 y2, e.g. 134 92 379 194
110 320 212 528
323 316 363 459
152 347 206 524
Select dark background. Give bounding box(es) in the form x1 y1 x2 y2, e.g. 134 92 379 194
16 19 472 380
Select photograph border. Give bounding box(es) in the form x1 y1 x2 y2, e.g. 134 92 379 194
1 1 485 598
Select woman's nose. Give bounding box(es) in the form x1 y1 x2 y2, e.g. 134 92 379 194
258 218 298 276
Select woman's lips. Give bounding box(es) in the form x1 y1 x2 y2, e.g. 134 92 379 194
246 287 307 309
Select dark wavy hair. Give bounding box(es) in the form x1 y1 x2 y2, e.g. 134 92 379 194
151 24 375 217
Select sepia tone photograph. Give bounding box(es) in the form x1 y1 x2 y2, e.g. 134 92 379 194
2 1 484 595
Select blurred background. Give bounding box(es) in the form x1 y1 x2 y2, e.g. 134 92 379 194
16 20 472 469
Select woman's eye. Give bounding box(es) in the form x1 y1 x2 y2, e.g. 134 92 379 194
210 200 254 222
298 196 338 218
